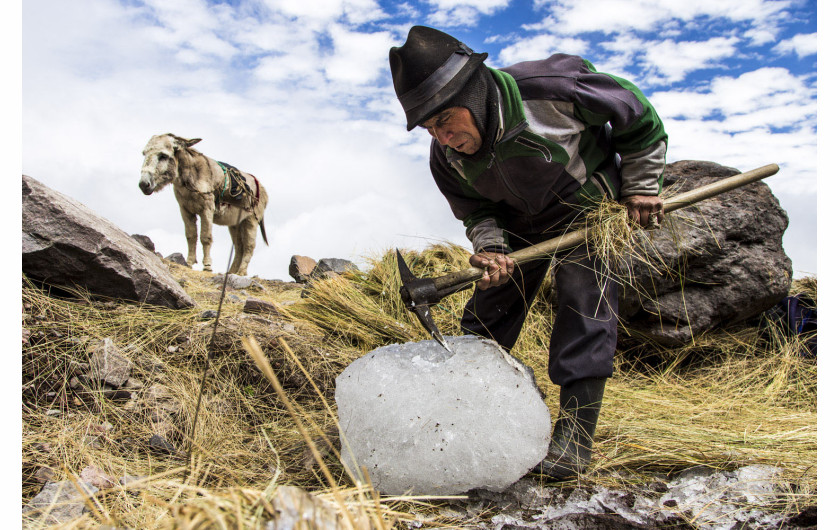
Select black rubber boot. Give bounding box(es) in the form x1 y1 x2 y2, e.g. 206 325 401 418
537 377 606 479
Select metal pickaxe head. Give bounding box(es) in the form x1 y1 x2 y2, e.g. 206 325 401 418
396 249 454 353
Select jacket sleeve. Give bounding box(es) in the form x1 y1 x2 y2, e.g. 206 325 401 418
429 142 511 254
572 59 668 197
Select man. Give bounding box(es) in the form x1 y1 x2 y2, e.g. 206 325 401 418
389 26 667 479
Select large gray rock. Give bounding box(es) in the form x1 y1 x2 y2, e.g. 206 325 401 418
22 175 195 309
619 161 792 345
336 335 550 495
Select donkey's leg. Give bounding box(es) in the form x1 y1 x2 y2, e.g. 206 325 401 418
179 206 199 267
199 209 214 271
228 225 244 274
233 220 258 276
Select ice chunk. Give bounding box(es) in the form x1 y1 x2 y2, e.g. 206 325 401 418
335 335 551 495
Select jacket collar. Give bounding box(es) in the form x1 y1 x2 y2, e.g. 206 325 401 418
488 67 528 142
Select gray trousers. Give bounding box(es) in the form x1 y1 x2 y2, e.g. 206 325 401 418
460 240 618 387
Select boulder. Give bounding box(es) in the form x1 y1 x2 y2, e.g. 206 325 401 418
22 175 195 309
336 335 550 495
289 255 318 283
618 161 792 345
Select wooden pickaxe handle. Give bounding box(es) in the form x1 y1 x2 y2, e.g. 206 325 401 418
430 163 780 294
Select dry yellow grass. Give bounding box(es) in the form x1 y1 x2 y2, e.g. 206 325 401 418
21 239 816 527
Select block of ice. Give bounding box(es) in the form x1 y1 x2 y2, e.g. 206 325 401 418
335 335 551 495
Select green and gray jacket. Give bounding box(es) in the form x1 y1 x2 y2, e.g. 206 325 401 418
430 53 668 253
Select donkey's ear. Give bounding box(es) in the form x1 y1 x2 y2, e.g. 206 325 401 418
185 138 202 147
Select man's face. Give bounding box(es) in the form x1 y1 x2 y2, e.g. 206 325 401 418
420 107 482 155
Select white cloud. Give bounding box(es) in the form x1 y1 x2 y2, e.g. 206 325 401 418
743 27 779 46
642 37 740 84
425 0 510 27
650 67 816 195
262 0 386 25
530 0 790 36
497 35 589 65
324 26 398 84
773 32 818 58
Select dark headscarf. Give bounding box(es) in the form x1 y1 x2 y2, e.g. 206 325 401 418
446 65 499 160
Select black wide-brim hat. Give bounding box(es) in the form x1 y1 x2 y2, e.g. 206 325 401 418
389 26 488 131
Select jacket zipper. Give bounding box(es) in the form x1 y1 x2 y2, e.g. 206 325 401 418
487 151 537 216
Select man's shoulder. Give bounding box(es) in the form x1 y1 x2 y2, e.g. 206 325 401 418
497 54 590 102
499 53 588 81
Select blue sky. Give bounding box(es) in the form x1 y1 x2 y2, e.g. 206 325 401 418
19 0 818 280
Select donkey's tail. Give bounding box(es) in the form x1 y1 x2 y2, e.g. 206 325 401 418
259 218 268 246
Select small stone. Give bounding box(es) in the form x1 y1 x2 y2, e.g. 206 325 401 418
125 378 144 390
148 434 178 456
70 361 90 376
23 480 98 525
244 297 280 316
150 419 176 438
80 465 116 489
103 389 134 401
34 466 55 484
120 475 145 487
165 253 188 266
83 436 103 449
312 258 358 279
94 421 114 433
289 255 318 283
213 273 253 289
88 338 133 387
650 481 668 493
167 345 178 353
46 409 62 417
266 486 340 530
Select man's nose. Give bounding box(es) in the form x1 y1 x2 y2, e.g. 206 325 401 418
435 127 454 145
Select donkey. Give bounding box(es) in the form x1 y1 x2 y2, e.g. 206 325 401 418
139 133 269 276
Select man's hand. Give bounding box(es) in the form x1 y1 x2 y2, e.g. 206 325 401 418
621 195 664 228
469 252 515 290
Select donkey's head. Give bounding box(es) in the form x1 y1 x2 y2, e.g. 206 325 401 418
139 134 202 195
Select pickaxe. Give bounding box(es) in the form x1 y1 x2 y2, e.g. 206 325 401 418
397 163 780 353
